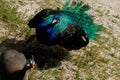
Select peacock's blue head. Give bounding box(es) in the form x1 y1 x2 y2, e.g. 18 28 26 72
37 14 60 28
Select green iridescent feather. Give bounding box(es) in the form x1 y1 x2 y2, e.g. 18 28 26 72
62 0 102 40
43 0 102 40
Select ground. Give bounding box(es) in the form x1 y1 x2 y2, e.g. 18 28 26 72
0 0 120 80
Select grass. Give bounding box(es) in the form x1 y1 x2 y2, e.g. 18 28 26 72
0 0 25 27
0 0 120 80
0 0 33 42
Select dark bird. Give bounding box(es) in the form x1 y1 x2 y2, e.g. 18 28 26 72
0 49 35 80
28 0 102 50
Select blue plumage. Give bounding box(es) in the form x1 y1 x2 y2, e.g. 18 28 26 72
28 1 102 50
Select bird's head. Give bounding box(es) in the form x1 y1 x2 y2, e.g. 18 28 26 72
25 55 35 71
28 9 60 28
34 14 60 28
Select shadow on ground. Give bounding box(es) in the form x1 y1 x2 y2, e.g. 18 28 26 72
0 35 70 69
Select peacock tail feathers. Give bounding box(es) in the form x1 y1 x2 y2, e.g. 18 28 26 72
62 0 102 40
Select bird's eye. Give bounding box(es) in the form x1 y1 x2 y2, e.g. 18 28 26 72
52 19 57 24
52 18 60 24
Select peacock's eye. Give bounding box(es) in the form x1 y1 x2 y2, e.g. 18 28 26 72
52 15 60 24
52 18 60 24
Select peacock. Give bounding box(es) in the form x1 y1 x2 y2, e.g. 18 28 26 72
28 0 102 50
